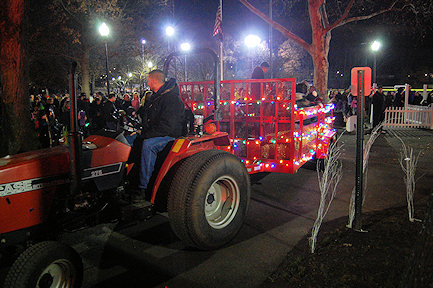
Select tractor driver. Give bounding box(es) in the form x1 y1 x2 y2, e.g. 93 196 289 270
133 69 185 201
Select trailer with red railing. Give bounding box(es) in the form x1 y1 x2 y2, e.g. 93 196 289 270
178 77 336 175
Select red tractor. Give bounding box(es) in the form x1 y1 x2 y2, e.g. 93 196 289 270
0 50 335 288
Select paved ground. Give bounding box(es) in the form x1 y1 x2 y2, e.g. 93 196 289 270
4 128 432 288
61 128 432 288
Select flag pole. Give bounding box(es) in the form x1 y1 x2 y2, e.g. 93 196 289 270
219 0 223 81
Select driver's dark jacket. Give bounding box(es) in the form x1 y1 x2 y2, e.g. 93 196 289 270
138 78 184 140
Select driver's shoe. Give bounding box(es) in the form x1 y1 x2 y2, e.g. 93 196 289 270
130 188 147 203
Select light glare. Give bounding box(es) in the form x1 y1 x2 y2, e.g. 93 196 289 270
180 42 191 51
371 40 381 52
99 22 110 37
166 26 175 37
245 34 261 48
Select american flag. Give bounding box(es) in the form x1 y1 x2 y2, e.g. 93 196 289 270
212 3 222 37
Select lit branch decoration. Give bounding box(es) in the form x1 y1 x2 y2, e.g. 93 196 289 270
396 134 422 222
310 133 344 253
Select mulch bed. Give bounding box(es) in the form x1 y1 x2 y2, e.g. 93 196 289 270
263 204 433 288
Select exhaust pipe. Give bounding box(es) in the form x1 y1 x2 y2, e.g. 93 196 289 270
68 62 81 196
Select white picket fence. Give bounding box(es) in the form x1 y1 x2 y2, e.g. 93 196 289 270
384 105 433 129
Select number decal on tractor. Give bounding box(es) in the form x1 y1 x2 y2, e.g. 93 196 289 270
81 163 122 180
90 170 103 177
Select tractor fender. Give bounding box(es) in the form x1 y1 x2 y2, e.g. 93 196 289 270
150 132 230 204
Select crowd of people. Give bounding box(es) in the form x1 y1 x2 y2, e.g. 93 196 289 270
30 90 143 148
327 86 433 130
30 81 433 148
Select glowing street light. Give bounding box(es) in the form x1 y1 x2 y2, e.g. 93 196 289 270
128 72 132 78
165 26 175 37
99 22 110 95
99 23 109 37
371 40 381 52
180 42 191 51
371 40 381 84
180 42 192 81
147 61 153 68
165 25 175 51
245 34 261 69
245 34 261 48
140 38 147 66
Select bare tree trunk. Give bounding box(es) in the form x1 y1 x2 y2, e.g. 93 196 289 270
308 0 330 102
312 48 329 103
81 47 91 97
0 0 35 157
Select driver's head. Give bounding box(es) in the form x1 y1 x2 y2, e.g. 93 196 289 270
147 70 165 93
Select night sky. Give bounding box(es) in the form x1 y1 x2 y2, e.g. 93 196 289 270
164 0 433 87
159 1 272 46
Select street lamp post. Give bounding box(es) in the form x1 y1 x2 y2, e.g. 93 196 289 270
165 25 175 76
166 26 175 51
141 39 146 67
128 72 132 92
180 42 191 81
245 34 261 70
371 40 381 85
269 0 273 78
99 22 110 95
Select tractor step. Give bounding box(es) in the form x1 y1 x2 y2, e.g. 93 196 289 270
120 201 154 222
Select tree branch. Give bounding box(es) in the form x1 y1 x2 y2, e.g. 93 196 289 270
324 0 355 32
238 0 311 54
320 3 330 28
326 0 399 32
56 0 82 25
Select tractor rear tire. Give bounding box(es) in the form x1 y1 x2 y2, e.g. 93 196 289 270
168 150 250 250
4 241 83 288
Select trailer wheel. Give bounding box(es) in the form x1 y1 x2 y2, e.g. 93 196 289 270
168 150 250 250
307 136 337 171
304 155 325 171
4 241 83 288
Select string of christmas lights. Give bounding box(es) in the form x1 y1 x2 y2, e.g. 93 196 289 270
179 80 335 174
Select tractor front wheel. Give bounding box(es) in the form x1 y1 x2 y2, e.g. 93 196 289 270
4 241 83 288
168 150 250 250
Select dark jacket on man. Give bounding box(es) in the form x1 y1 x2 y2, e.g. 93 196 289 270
138 78 184 139
372 90 385 127
393 90 404 107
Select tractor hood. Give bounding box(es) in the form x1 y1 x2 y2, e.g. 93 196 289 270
0 146 70 186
